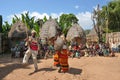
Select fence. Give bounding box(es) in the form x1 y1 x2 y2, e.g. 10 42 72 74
106 32 120 44
0 33 2 53
0 33 9 54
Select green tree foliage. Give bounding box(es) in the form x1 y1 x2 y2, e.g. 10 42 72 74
43 16 47 23
59 13 78 36
2 21 11 33
0 15 2 32
101 0 120 32
21 12 40 36
33 22 40 37
11 12 40 36
36 19 44 28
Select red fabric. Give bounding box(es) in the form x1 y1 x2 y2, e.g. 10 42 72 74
59 49 68 59
74 46 79 50
54 50 60 66
30 42 38 50
59 49 69 72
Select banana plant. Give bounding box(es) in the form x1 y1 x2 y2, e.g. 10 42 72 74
33 22 40 37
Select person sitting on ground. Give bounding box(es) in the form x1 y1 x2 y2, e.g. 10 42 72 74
84 49 89 57
11 46 16 58
110 42 116 57
103 43 110 57
15 44 20 58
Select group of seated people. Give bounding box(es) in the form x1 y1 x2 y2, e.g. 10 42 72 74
11 41 26 58
68 42 120 58
11 40 119 58
10 40 55 59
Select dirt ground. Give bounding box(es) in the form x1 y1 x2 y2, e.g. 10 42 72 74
0 53 120 80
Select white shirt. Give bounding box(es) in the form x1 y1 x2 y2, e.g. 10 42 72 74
111 43 116 48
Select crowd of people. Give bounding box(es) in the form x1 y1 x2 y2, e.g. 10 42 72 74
11 40 120 59
10 30 120 73
11 41 26 58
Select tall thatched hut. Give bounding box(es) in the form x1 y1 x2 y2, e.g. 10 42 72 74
86 28 98 43
66 23 86 44
40 19 60 44
8 21 30 47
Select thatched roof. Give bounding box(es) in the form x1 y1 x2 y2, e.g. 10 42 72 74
40 19 60 40
66 23 86 42
8 21 29 39
87 28 97 36
86 28 98 42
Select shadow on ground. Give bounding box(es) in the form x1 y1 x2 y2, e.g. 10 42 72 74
29 67 56 75
0 63 32 80
0 56 34 80
68 67 82 75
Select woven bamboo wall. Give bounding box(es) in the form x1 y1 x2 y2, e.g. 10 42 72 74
106 32 120 44
0 33 2 53
0 33 9 54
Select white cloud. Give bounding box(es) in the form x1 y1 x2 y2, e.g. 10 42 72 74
7 11 93 29
76 11 93 29
75 5 79 9
6 10 28 24
30 12 49 20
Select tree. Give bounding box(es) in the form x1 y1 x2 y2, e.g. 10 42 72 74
12 12 40 36
43 16 47 23
101 0 120 32
0 15 2 32
36 19 44 28
59 13 78 36
92 4 103 43
2 21 11 33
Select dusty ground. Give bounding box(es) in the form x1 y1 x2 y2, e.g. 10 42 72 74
0 53 120 80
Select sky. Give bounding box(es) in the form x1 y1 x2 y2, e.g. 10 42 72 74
0 0 111 30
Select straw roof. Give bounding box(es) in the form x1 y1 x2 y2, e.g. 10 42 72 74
66 23 86 42
8 21 29 39
87 28 97 36
86 28 98 42
40 19 60 40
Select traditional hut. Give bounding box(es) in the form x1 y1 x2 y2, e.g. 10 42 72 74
40 19 60 44
86 28 98 43
66 23 86 44
8 21 30 47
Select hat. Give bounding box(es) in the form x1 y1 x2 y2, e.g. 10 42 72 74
31 30 36 34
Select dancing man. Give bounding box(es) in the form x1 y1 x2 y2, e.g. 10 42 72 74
23 30 39 72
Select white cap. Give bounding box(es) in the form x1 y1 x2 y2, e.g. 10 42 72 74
31 30 36 34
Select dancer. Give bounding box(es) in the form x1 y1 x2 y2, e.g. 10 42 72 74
23 30 39 72
58 43 69 73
